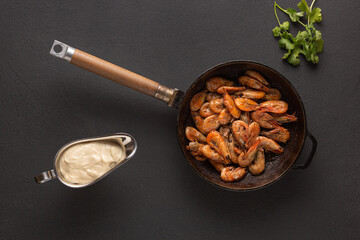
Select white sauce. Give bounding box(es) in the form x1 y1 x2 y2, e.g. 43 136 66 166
58 141 125 185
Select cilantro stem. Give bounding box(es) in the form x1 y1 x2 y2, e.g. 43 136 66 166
276 2 307 29
298 20 307 28
274 2 281 26
276 4 288 14
309 0 316 10
308 0 316 25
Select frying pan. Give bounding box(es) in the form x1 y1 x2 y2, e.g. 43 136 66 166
50 40 317 191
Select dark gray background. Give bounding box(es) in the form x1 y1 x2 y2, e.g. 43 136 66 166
1 0 359 239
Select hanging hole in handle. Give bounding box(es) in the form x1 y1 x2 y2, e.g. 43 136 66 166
53 44 63 53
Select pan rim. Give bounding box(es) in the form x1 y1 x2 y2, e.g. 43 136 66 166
177 60 307 191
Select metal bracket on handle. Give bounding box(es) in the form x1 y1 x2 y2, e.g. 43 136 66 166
155 85 183 108
49 40 74 61
34 169 57 184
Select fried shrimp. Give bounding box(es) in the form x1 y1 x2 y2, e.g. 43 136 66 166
186 142 207 161
261 126 290 143
257 136 283 154
264 88 281 100
271 113 297 124
206 92 222 101
244 70 270 87
202 115 221 134
199 102 216 118
240 111 251 124
217 86 245 94
186 71 294 182
207 130 231 164
251 110 278 129
249 148 265 175
218 109 232 125
234 97 259 111
239 89 266 99
247 122 260 148
223 92 241 118
185 126 207 143
201 145 226 163
190 90 207 111
238 139 261 167
206 76 234 92
238 76 270 93
231 120 249 147
258 100 288 114
209 98 225 113
221 166 247 182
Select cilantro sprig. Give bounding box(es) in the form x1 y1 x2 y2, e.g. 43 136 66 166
272 0 323 66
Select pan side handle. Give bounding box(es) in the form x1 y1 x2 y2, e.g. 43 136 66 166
292 130 317 170
49 40 183 108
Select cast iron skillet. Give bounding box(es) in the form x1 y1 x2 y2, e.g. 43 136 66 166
50 40 317 191
177 61 317 191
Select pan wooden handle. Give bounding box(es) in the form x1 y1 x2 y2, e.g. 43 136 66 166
49 40 182 107
72 49 159 96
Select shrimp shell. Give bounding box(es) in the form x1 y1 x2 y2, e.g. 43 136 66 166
238 139 261 167
199 102 216 118
251 110 278 129
220 126 238 164
246 122 260 148
221 166 247 182
209 98 225 113
190 90 207 112
261 126 290 143
231 120 249 147
185 126 207 143
244 70 270 87
240 111 251 124
186 142 207 161
206 130 231 164
234 97 259 111
264 88 281 100
271 113 297 124
206 76 234 92
191 111 205 134
219 126 231 140
206 92 222 101
240 89 266 99
249 148 265 175
257 136 283 154
200 145 225 163
223 92 241 118
218 109 232 125
202 115 221 134
238 76 270 93
258 100 288 114
209 159 225 173
217 86 245 94
228 134 240 164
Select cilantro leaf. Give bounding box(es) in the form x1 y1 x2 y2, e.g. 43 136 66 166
286 8 304 22
280 21 290 31
287 47 302 66
297 0 310 15
279 38 295 50
282 50 292 59
314 30 324 52
309 7 322 23
272 26 281 37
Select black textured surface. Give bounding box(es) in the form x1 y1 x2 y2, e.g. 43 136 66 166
1 0 359 239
